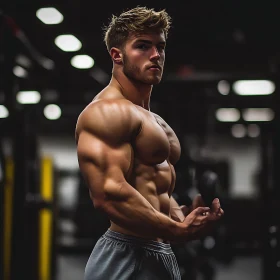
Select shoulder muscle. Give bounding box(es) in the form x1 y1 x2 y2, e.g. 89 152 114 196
76 99 142 146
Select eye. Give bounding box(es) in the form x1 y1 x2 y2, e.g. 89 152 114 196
157 45 165 52
137 44 149 50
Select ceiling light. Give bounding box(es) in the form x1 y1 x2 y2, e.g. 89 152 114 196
243 108 274 122
217 80 230 95
0 105 9 118
71 55 94 69
16 91 41 104
13 65 28 78
44 104 62 120
36 7 64 25
231 124 246 138
247 124 260 138
54 34 82 52
233 80 275 95
216 108 240 122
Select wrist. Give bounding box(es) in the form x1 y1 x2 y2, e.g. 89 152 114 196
170 220 188 242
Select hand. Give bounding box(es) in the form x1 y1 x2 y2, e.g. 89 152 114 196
176 206 211 242
209 197 224 220
181 197 224 241
170 194 208 223
200 197 224 237
189 194 224 221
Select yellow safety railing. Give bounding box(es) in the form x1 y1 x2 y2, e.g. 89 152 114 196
39 157 53 280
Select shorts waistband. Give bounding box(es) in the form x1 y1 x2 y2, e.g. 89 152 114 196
103 229 173 254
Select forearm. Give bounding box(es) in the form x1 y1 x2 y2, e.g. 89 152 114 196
99 182 184 241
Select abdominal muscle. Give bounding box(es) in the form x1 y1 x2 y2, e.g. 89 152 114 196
109 160 174 243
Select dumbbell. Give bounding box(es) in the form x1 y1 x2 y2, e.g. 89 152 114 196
197 170 220 207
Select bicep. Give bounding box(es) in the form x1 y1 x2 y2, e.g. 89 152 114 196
77 131 133 205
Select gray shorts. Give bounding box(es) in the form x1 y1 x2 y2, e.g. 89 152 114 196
84 229 181 280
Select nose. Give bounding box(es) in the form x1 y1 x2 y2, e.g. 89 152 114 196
150 46 160 60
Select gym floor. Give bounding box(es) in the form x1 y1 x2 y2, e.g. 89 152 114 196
56 253 261 280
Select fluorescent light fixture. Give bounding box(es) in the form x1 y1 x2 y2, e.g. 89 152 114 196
13 65 28 78
231 124 246 138
71 55 94 69
44 104 61 120
247 124 260 138
216 108 240 122
54 34 82 52
16 91 41 104
217 80 230 95
233 80 275 95
243 108 274 122
36 7 64 25
0 105 9 118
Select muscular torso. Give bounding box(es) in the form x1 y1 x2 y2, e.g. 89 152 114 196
129 107 180 211
76 91 181 240
108 105 181 239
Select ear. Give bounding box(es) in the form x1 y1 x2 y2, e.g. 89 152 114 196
110 47 123 64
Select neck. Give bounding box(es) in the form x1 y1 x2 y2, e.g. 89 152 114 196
109 68 152 110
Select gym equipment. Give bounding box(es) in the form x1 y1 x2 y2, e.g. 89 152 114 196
2 155 57 280
1 9 58 280
197 170 220 207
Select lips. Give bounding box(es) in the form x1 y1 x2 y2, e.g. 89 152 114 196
148 65 161 70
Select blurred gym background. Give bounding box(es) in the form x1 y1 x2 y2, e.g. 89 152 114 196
1 1 280 280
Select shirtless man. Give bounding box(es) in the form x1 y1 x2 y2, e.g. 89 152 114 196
75 6 224 280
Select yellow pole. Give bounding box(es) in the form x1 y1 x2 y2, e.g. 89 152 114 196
39 157 53 280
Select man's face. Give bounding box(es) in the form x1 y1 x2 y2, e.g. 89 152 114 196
122 31 166 85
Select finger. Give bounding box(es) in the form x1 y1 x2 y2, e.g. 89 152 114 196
217 207 224 216
195 206 210 216
211 198 221 212
208 208 224 221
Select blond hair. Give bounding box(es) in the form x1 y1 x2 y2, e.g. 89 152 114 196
103 6 172 52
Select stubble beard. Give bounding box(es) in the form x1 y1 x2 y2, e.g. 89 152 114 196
122 54 162 85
